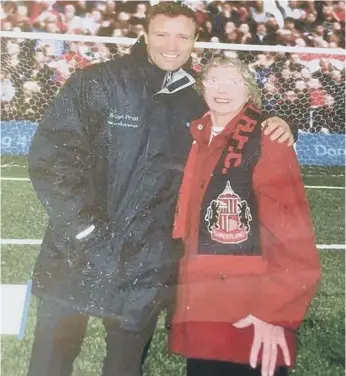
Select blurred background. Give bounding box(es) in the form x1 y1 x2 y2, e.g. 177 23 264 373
1 0 345 135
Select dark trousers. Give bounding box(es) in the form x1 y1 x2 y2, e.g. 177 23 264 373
27 298 157 376
186 358 289 376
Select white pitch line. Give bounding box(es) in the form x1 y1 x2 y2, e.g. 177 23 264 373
1 239 42 245
0 177 31 181
1 177 345 190
316 244 346 250
305 185 345 190
0 239 345 249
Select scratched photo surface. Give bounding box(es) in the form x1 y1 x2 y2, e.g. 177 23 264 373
1 1 345 375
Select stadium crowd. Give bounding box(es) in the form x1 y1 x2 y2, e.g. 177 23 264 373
1 1 345 48
1 1 345 133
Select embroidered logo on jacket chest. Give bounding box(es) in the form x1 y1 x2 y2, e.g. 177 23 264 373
107 109 140 129
205 181 252 244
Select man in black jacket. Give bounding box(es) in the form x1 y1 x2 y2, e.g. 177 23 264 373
27 2 295 376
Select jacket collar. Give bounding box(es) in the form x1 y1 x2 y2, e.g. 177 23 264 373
190 104 252 148
155 69 195 95
130 36 196 95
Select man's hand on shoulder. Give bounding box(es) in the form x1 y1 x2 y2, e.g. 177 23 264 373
261 117 294 147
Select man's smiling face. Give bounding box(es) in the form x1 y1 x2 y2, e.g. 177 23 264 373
144 14 197 72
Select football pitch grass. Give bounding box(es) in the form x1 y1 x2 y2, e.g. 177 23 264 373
1 156 345 376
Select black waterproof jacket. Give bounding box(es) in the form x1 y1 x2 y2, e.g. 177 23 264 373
28 37 206 330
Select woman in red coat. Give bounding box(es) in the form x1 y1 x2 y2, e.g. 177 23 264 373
169 57 321 376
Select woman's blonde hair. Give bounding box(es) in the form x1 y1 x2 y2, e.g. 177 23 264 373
196 57 262 109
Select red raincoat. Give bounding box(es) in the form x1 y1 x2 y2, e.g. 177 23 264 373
169 108 321 367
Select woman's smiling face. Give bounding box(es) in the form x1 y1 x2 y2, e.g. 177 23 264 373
203 65 249 117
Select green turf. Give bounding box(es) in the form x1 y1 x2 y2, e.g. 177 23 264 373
0 156 29 178
1 182 46 239
294 252 345 376
1 156 345 375
307 190 345 244
301 166 345 187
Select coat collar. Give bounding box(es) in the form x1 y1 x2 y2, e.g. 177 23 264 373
190 104 253 148
155 69 195 95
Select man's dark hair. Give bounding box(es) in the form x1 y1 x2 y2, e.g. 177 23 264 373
256 22 267 30
285 17 295 24
144 1 198 36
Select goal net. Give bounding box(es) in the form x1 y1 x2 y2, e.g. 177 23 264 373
1 32 345 171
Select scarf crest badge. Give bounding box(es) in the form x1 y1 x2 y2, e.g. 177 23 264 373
205 181 252 244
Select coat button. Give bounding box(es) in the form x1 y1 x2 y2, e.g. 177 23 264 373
197 124 203 130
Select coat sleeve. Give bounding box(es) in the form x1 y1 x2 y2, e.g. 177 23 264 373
28 70 107 242
251 136 321 330
173 142 198 240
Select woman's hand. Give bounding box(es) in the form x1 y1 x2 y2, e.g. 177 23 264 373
233 314 291 376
